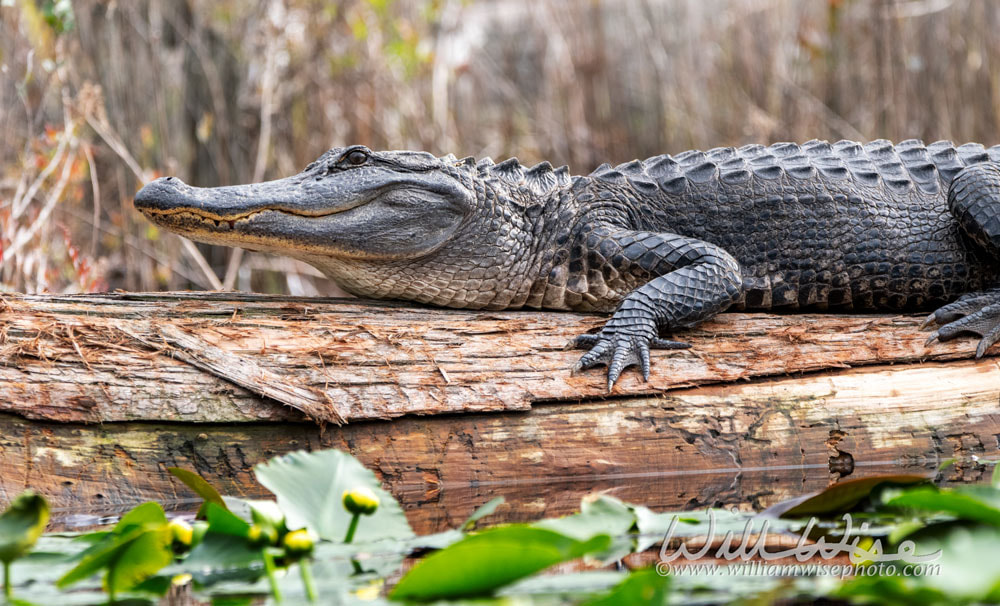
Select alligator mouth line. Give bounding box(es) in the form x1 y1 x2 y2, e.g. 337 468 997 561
139 207 339 231
137 188 385 226
140 202 364 227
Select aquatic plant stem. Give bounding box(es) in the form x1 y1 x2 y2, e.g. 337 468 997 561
4 561 10 599
343 513 364 575
263 549 283 602
299 560 317 602
344 513 360 544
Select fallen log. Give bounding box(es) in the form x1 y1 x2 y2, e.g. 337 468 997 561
0 292 997 532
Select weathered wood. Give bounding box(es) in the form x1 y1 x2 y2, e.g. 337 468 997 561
1 361 994 532
0 292 987 422
1 292 998 533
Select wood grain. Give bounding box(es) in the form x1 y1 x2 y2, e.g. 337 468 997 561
0 292 986 423
1 292 997 533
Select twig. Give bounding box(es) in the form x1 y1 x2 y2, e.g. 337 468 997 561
222 21 281 291
5 136 79 261
180 239 224 291
82 144 102 259
56 205 214 289
10 125 71 220
82 111 224 290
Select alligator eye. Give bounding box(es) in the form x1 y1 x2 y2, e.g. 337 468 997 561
346 150 368 166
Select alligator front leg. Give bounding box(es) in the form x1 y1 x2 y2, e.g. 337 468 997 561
923 163 1000 356
570 229 743 390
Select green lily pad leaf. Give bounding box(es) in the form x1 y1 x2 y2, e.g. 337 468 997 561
103 526 174 596
834 575 951 606
204 503 251 538
635 507 802 549
168 531 264 587
57 527 148 588
168 468 228 518
461 497 505 531
885 486 1000 526
254 449 413 542
534 495 637 562
114 502 168 535
838 521 999 602
0 491 50 564
57 524 172 595
583 567 670 606
534 495 636 542
765 474 930 517
389 525 611 601
499 570 626 596
58 502 173 594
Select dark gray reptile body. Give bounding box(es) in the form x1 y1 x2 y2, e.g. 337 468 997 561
586 138 1000 312
134 138 1000 388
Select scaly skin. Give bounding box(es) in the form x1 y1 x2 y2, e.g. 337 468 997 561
134 140 1000 390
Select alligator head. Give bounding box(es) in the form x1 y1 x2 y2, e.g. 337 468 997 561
134 145 575 309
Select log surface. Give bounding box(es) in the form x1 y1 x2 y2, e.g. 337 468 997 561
0 291 989 423
1 292 999 533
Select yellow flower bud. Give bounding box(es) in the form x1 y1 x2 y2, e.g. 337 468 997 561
171 573 193 587
248 523 278 546
283 528 316 556
168 519 193 547
342 486 380 515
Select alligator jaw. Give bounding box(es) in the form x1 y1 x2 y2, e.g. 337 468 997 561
133 173 385 253
134 175 369 222
134 167 471 260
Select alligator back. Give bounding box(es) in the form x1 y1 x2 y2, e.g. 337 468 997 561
588 139 1000 311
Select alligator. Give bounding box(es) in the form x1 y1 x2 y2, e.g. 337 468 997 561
134 139 1000 390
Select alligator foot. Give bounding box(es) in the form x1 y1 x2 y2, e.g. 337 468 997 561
570 332 690 392
922 288 1000 358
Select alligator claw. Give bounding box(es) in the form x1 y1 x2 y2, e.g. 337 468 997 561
918 313 938 330
571 330 690 391
639 341 651 381
923 291 1000 358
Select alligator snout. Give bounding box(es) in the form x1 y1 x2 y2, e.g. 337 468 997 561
134 177 192 214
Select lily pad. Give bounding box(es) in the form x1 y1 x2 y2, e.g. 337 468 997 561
583 567 670 606
0 491 49 564
168 468 229 518
255 449 413 543
765 474 930 517
885 486 1000 527
390 525 611 601
57 502 173 596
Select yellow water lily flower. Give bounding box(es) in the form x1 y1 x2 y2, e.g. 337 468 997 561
342 486 380 515
168 519 193 547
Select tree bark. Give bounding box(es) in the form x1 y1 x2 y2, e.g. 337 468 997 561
0 292 997 533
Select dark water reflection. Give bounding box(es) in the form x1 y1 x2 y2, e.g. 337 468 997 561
48 460 977 535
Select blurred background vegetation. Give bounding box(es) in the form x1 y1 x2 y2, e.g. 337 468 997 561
1 0 999 295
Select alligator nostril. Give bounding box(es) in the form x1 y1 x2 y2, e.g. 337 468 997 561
165 177 174 181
